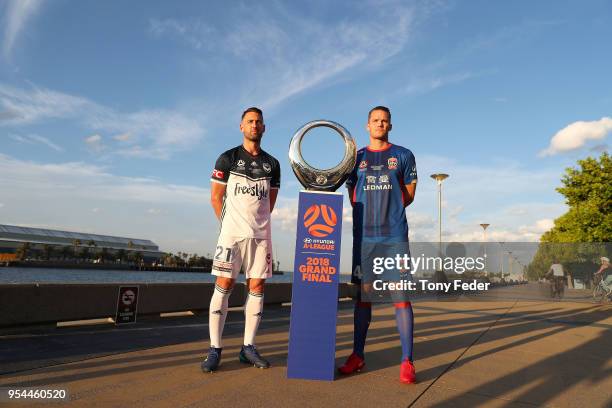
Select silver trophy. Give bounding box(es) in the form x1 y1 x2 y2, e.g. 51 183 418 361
288 120 357 192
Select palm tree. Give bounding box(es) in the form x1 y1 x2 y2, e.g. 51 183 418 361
42 244 53 261
117 249 126 263
188 253 199 267
15 242 31 260
98 247 109 263
61 246 73 260
72 239 81 261
174 254 183 266
129 251 143 265
78 247 90 261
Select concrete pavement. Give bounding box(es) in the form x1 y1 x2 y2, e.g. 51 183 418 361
0 283 610 407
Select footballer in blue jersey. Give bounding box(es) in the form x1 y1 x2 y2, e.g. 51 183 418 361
347 144 417 243
339 106 418 384
347 144 417 287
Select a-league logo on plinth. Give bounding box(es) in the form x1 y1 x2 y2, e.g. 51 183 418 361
286 120 356 381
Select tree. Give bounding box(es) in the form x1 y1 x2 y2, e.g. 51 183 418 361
130 251 143 265
42 244 53 261
528 153 611 279
97 247 109 263
61 246 73 260
542 152 611 242
15 242 31 260
117 249 127 263
188 253 199 267
72 239 81 260
78 247 90 261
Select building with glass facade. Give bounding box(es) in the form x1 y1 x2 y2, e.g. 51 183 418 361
0 224 163 261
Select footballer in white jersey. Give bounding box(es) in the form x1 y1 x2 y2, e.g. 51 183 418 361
202 107 280 373
210 145 280 278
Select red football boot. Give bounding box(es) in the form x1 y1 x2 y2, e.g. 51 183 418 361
338 352 365 375
400 359 416 384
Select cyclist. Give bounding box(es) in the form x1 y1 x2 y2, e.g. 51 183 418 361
593 256 611 301
546 263 565 298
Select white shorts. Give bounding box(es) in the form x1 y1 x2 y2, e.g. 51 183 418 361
211 236 272 280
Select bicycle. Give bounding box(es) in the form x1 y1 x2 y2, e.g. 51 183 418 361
550 276 564 299
592 274 611 303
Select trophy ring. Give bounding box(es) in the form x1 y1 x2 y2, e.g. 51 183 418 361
288 120 357 192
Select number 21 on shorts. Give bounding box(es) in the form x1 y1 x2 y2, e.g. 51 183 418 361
214 245 233 263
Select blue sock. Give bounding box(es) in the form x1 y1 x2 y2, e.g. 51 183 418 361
394 302 414 362
353 301 371 359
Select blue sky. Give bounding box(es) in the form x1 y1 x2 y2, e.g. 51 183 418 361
1 0 611 271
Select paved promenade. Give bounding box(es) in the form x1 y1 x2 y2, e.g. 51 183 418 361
0 284 610 407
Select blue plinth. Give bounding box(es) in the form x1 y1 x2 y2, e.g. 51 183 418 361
287 191 343 381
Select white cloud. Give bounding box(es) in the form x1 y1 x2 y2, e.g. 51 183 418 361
9 133 27 143
505 207 528 217
272 196 354 234
29 134 63 152
0 83 93 125
85 134 105 152
272 199 298 232
2 0 43 58
9 133 64 152
342 207 352 225
0 153 209 205
518 218 554 235
540 117 612 156
403 72 477 96
0 83 205 159
440 218 556 243
0 153 216 256
103 110 203 159
425 219 554 244
149 3 420 109
405 155 566 243
113 132 131 142
406 211 436 231
0 203 4 209
148 18 213 50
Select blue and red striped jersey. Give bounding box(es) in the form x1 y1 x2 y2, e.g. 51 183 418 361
346 144 417 242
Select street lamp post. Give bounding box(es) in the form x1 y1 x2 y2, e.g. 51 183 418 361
430 174 449 259
480 223 489 276
499 241 505 280
508 250 513 280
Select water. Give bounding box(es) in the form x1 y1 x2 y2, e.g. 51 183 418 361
0 267 351 284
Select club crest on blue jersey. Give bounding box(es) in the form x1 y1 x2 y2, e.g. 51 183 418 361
346 144 417 241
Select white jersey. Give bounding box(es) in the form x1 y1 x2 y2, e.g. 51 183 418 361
210 145 281 239
550 264 564 277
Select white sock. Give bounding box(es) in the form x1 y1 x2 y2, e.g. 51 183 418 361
244 291 264 346
209 284 231 348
